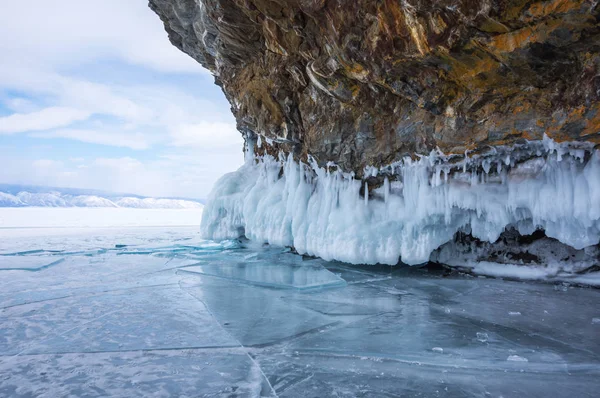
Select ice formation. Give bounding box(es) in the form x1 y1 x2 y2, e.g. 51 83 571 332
201 137 600 266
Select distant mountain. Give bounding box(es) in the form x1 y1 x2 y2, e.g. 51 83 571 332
0 184 204 209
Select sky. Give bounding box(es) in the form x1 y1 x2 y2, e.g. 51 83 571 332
0 0 244 199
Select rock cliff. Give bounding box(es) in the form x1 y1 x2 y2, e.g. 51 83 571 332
150 0 600 273
151 0 599 176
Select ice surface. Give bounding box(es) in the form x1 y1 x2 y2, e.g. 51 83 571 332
201 138 600 272
1 221 600 397
181 261 346 290
0 207 203 229
0 257 65 271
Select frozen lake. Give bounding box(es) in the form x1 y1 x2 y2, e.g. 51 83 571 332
1 209 599 397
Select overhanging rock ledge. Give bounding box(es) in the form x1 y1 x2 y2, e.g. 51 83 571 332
150 0 600 273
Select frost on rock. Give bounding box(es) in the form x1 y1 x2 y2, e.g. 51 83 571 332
201 138 600 270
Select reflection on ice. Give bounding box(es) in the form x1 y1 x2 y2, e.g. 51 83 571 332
181 262 346 290
117 240 243 257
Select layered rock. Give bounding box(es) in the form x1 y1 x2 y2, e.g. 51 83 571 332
151 0 600 175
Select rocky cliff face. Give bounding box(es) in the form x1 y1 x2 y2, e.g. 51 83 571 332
150 0 600 272
151 0 599 176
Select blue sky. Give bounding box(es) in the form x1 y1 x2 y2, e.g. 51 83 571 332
0 0 244 199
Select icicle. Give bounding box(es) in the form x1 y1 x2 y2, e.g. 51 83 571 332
384 177 390 203
244 136 255 165
201 139 600 267
482 159 491 174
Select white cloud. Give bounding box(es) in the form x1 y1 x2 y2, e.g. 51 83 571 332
32 159 64 169
93 157 143 170
0 0 204 74
3 97 38 113
0 0 246 197
32 129 150 150
0 70 153 124
170 122 244 148
0 107 91 134
0 0 240 150
57 78 152 123
0 66 236 149
0 145 245 198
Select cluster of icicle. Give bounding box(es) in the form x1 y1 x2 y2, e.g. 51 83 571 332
201 136 600 265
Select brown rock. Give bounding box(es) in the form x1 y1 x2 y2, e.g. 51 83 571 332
150 0 600 177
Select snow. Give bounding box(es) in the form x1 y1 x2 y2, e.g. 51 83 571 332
473 262 562 280
201 139 600 272
114 197 203 209
69 195 119 208
0 192 22 206
0 190 203 209
15 191 67 207
476 332 489 342
507 355 529 362
0 207 203 230
430 225 600 284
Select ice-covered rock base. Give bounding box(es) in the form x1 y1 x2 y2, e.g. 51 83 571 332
201 138 600 278
431 229 600 283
